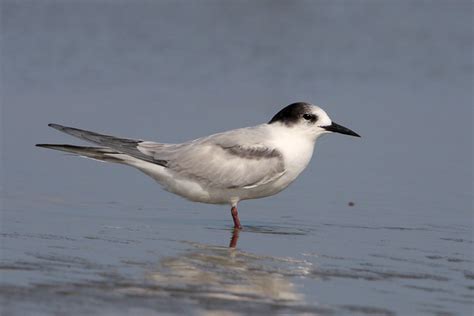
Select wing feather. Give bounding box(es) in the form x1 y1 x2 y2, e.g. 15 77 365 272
48 123 285 189
138 126 286 189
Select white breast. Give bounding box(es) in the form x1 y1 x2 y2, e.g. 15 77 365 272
268 126 315 189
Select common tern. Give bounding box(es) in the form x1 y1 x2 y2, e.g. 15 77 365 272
37 102 360 229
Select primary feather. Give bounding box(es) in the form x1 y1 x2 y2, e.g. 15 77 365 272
35 144 125 163
47 124 167 166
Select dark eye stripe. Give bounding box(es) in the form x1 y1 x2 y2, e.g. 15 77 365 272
303 114 318 122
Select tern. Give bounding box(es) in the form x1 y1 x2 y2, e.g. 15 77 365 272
37 102 360 229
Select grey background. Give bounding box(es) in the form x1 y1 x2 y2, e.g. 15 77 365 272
1 1 473 315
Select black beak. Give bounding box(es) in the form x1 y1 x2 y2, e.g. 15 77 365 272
323 122 360 137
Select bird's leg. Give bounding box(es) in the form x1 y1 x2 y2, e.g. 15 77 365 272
231 206 242 229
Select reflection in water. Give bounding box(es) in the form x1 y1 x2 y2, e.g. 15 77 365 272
0 238 325 315
146 242 308 304
1 226 469 315
112 240 322 315
229 228 240 248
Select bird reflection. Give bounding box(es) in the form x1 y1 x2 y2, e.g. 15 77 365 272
144 241 310 309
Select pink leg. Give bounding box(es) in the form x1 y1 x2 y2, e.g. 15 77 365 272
231 206 242 229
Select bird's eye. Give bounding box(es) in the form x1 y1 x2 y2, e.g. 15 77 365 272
303 114 315 121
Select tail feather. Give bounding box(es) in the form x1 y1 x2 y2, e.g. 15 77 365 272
46 123 167 166
36 144 125 163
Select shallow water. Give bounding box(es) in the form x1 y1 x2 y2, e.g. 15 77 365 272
1 1 473 315
1 197 472 315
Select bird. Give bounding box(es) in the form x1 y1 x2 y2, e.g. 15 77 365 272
37 102 360 229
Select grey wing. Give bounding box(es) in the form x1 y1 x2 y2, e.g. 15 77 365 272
48 123 286 189
47 124 167 166
137 127 287 189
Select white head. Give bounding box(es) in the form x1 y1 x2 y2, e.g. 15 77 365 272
268 102 360 141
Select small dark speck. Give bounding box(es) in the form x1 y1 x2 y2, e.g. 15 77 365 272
348 201 355 207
